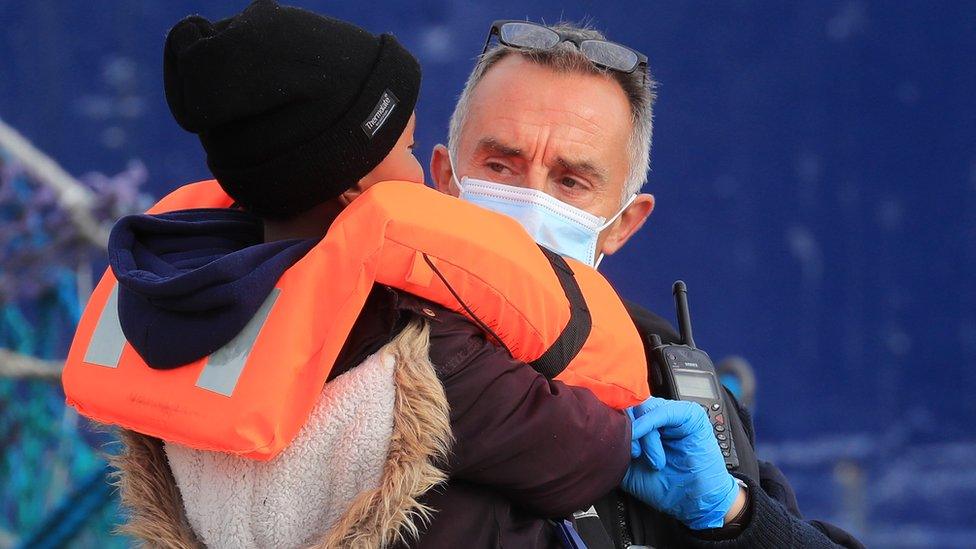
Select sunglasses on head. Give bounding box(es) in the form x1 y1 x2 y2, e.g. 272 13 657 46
483 20 649 85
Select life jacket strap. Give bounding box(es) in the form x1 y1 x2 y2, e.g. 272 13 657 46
530 246 592 379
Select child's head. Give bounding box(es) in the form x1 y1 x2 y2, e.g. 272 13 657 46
163 0 422 221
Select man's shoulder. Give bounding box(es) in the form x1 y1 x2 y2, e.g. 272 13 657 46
397 292 685 377
621 298 680 343
390 291 688 381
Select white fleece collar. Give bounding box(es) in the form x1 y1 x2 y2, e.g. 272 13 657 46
164 351 397 549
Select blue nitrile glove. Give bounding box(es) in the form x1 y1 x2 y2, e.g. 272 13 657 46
621 397 739 530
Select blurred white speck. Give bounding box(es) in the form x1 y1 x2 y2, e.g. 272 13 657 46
102 126 126 149
76 95 114 120
420 26 454 62
712 174 738 198
118 96 146 119
827 1 867 42
787 225 824 280
896 82 920 105
876 196 903 231
797 150 822 184
885 329 911 356
103 56 138 89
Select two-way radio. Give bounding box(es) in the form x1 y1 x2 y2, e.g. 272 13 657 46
647 281 739 470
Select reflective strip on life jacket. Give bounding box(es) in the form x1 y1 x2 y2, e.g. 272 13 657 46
63 180 649 460
78 283 281 398
195 288 281 397
83 283 125 368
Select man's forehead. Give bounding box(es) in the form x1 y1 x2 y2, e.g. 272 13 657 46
470 60 621 123
469 113 604 152
461 55 632 156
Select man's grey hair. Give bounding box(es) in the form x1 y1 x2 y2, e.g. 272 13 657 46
448 22 657 202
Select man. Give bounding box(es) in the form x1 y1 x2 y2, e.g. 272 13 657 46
429 20 864 548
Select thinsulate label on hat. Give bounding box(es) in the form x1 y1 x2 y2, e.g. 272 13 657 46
362 90 399 138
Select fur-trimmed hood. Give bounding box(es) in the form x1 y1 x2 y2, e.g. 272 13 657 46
110 318 451 548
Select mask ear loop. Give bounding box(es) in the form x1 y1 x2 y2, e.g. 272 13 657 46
594 253 608 269
593 193 638 269
448 151 464 193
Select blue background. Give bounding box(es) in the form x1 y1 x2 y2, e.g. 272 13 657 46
2 0 975 545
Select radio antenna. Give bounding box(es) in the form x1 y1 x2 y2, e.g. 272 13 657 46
672 280 696 348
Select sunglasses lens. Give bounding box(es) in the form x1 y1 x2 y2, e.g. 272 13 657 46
499 22 561 50
580 40 639 72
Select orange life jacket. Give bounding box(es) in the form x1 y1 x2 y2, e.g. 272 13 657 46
62 180 649 461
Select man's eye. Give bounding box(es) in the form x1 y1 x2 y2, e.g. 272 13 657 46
487 162 509 174
560 177 581 189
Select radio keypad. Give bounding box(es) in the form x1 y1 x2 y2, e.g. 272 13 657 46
705 404 738 465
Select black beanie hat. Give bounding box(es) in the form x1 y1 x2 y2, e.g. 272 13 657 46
163 0 421 218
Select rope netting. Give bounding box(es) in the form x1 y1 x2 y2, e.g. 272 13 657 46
0 117 151 547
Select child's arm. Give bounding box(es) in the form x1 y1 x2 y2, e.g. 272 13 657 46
425 302 631 518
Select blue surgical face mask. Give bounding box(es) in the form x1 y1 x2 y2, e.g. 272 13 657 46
450 156 636 268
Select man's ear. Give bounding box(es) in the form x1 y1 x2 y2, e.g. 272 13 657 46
430 144 457 196
600 193 655 256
